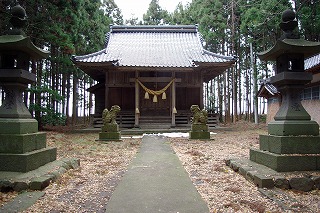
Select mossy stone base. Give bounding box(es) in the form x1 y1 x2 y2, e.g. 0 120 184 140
260 134 320 154
0 118 38 134
99 132 121 141
191 124 208 132
0 147 57 172
101 124 119 132
268 120 319 136
250 148 320 172
0 132 46 154
189 131 210 140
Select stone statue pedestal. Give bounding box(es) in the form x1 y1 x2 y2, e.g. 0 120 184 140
99 123 121 141
189 124 210 140
0 62 57 173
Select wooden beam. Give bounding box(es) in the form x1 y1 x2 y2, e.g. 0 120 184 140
129 77 181 83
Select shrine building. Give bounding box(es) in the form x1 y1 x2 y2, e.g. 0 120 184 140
72 25 235 128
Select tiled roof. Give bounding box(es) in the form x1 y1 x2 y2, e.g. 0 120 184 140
72 25 235 68
257 79 279 98
305 53 320 71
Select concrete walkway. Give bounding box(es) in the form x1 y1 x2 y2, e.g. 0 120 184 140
105 134 209 213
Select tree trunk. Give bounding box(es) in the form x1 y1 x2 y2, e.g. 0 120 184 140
62 72 66 115
35 61 42 128
72 73 78 126
0 87 3 105
29 60 37 117
66 73 71 125
250 43 259 124
231 0 237 123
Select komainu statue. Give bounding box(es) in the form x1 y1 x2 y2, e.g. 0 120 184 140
189 105 210 139
190 105 208 125
99 105 121 141
102 105 121 125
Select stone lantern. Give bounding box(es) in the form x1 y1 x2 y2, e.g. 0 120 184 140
249 9 320 172
0 5 57 172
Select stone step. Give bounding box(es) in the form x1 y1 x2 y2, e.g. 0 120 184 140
139 123 172 129
139 116 171 123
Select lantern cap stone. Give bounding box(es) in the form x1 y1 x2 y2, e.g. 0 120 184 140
0 34 49 59
0 5 49 59
258 9 320 61
258 39 320 61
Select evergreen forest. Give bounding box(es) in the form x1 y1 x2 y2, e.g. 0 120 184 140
0 0 319 127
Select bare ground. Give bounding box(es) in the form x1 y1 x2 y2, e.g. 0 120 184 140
0 121 319 212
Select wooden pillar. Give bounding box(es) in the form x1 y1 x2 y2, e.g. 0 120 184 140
200 72 204 109
105 71 109 109
171 72 176 127
135 71 140 127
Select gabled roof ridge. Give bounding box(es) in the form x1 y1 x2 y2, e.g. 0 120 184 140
110 25 198 33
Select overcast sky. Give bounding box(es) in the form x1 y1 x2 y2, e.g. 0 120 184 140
113 0 190 21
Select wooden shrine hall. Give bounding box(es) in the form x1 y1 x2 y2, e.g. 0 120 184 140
72 25 235 128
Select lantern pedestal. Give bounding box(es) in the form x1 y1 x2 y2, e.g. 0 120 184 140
250 148 320 172
228 9 320 190
0 118 57 172
250 72 320 172
268 120 319 136
0 5 57 172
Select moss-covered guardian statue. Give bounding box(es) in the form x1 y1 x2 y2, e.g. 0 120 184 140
190 105 208 125
189 105 210 139
99 105 121 141
102 105 121 125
